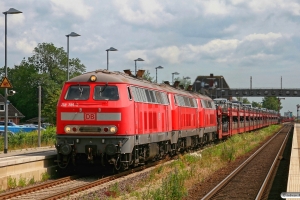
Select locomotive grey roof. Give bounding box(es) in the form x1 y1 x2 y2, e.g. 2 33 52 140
68 69 212 100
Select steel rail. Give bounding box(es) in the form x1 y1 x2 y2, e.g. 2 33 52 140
42 161 159 200
0 175 81 199
255 125 292 200
201 125 288 200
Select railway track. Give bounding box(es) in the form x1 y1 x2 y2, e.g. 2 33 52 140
0 161 163 200
201 124 292 200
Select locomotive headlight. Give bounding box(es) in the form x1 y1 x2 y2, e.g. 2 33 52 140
65 126 71 133
90 75 97 82
110 126 117 133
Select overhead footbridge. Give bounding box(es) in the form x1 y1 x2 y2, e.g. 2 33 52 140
215 88 300 98
192 74 300 98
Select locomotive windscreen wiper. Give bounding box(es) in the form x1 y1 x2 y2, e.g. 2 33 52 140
78 83 83 97
99 82 108 92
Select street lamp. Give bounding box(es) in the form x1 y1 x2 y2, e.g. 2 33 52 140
3 8 22 154
155 66 163 83
66 32 80 80
134 58 144 76
172 72 179 85
106 47 118 70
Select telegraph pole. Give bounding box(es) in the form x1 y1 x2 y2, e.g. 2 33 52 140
38 85 41 147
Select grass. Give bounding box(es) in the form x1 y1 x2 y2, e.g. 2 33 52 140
115 124 281 200
41 172 50 181
7 173 49 191
7 176 17 189
146 168 188 200
28 177 35 185
18 176 27 187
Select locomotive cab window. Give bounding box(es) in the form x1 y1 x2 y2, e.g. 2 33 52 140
65 85 90 100
94 85 119 100
127 87 132 100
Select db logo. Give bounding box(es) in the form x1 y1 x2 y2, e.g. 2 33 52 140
85 113 96 120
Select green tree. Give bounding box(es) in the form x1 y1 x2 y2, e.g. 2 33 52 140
2 43 86 123
174 77 192 90
262 96 281 111
42 88 62 124
237 97 250 104
142 70 154 82
252 101 262 108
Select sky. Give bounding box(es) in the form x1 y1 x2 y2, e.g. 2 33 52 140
1 0 300 115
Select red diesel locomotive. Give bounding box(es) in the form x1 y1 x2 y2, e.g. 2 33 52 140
55 69 278 170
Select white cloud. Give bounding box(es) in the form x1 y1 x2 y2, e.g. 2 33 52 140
248 53 275 60
223 25 237 33
155 46 181 64
75 35 106 52
198 39 240 53
247 0 300 15
125 50 149 64
201 0 232 16
215 55 235 63
230 0 245 5
248 0 276 13
15 38 37 54
112 0 174 27
50 0 93 19
278 0 300 16
244 32 282 41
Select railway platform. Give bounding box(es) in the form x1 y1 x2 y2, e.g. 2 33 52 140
285 123 300 199
0 146 57 190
